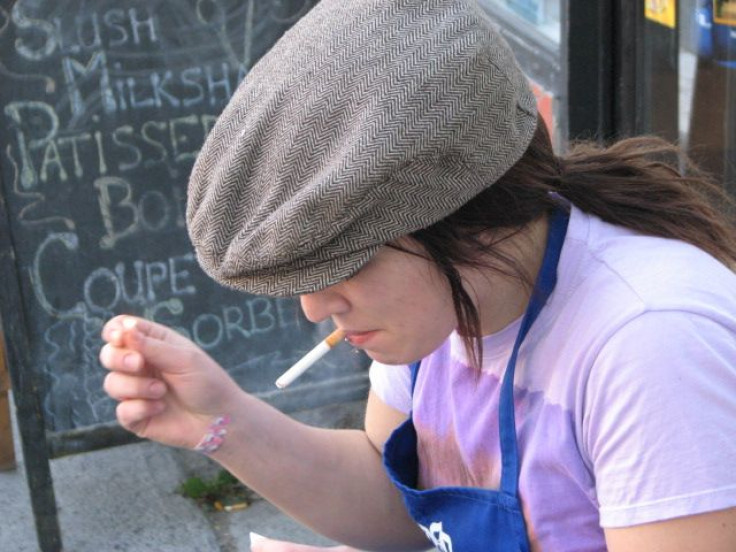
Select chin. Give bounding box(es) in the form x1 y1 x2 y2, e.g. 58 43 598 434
364 333 451 365
365 349 421 366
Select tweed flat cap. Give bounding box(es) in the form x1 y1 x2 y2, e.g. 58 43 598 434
187 0 537 297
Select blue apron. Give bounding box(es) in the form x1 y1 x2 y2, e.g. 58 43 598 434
383 208 569 552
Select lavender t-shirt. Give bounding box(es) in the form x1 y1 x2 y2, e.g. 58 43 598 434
370 206 736 551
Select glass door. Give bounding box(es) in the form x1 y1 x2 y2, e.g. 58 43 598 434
682 0 736 196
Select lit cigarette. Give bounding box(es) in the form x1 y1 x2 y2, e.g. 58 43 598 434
275 328 345 389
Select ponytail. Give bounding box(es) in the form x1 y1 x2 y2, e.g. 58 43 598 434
554 130 736 267
482 117 736 268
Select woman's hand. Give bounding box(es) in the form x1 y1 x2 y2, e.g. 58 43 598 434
101 317 427 550
99 315 242 449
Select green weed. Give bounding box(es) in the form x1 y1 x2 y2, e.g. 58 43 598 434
177 469 253 511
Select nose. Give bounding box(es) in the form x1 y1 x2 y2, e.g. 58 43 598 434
300 286 349 323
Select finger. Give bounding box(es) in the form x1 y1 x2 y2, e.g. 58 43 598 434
116 399 166 431
100 315 176 349
99 343 147 376
122 316 193 348
101 315 137 346
125 324 208 377
104 372 167 402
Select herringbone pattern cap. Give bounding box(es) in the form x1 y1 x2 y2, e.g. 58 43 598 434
187 0 537 297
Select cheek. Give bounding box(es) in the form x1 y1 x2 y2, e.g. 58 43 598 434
393 279 457 351
412 300 457 342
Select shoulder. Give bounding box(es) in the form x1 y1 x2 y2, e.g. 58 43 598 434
580 205 734 292
553 206 736 333
535 207 736 378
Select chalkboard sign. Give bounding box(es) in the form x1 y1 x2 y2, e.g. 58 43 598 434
0 2 369 549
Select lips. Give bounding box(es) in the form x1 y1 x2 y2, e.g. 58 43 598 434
344 330 378 346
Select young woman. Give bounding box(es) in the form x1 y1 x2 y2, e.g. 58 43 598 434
100 0 736 550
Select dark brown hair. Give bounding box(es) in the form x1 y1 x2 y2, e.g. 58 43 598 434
408 116 736 369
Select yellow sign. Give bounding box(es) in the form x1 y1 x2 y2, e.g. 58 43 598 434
714 0 736 25
645 0 676 29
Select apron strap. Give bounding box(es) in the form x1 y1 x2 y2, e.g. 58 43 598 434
499 208 569 496
410 361 421 393
406 207 570 500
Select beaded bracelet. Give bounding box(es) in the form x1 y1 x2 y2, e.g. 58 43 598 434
193 415 231 454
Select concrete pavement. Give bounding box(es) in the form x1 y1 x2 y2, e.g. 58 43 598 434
1 396 366 551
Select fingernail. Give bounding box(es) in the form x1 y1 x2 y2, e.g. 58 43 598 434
123 317 137 330
123 354 139 370
100 345 112 365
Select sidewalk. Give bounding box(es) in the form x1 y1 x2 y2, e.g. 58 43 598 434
0 397 366 551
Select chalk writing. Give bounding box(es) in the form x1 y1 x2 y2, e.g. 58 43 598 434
5 143 75 229
6 100 223 188
30 232 87 318
95 176 185 248
0 0 367 439
4 100 59 189
63 57 245 117
30 231 302 353
12 5 159 61
32 233 198 317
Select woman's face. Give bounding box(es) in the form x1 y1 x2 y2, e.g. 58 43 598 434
299 242 457 365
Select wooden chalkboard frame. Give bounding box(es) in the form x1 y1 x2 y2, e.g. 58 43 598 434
0 329 17 471
0 184 62 550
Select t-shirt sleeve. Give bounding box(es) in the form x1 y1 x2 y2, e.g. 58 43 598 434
368 361 412 414
583 310 736 528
